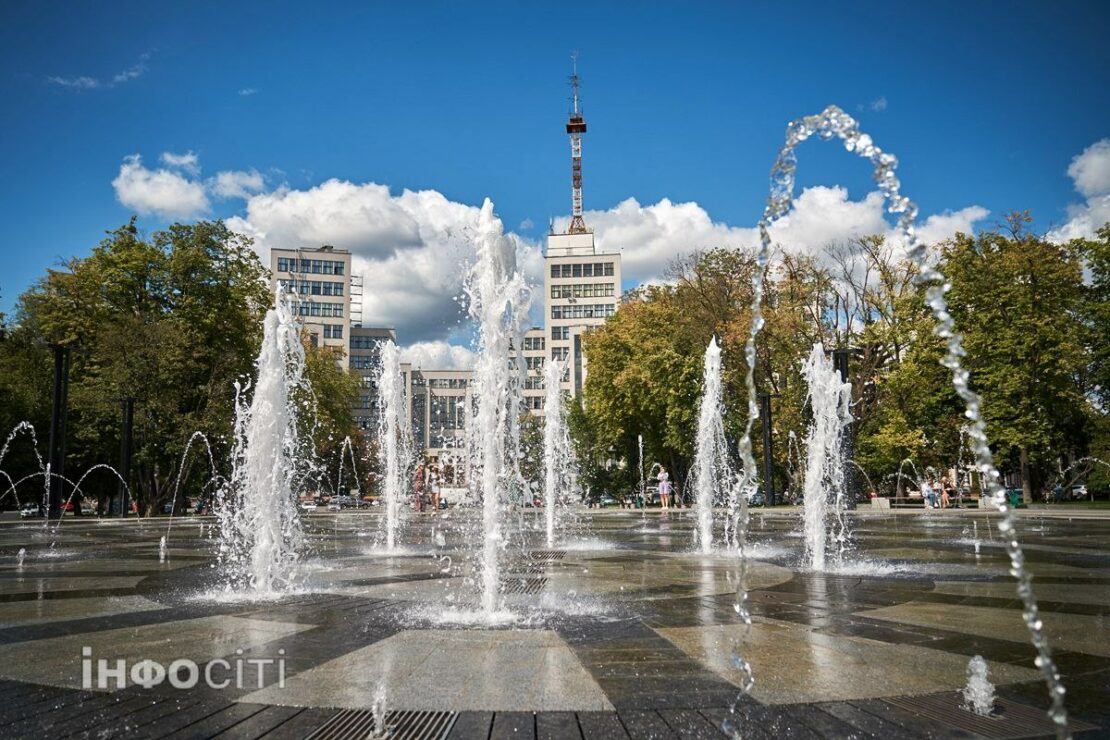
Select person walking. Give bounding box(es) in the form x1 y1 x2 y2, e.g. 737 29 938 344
429 465 441 512
658 466 672 509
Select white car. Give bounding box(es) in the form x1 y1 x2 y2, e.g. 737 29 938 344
300 502 318 512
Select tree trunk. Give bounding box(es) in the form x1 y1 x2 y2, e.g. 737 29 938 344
1020 447 1033 504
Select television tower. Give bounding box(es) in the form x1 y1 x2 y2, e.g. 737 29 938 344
565 53 589 234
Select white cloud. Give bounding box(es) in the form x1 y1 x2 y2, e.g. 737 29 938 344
400 341 478 370
48 54 149 90
112 154 210 219
160 151 200 176
47 75 100 89
870 97 888 112
567 186 987 286
239 88 257 96
1048 139 1110 243
915 206 990 245
212 169 265 199
1067 139 1110 198
112 55 149 84
519 217 534 230
227 180 543 346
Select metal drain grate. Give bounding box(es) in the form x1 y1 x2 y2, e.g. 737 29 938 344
527 549 566 561
500 577 548 595
306 708 457 740
884 692 1095 738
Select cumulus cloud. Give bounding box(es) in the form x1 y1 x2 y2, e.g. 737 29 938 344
564 186 987 286
400 341 478 370
112 154 209 219
1048 139 1110 243
48 54 149 90
238 88 257 96
227 180 543 345
211 169 265 199
160 151 200 175
870 97 888 112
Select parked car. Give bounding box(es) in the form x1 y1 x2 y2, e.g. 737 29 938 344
20 502 44 518
598 494 618 508
300 501 318 512
1071 485 1089 501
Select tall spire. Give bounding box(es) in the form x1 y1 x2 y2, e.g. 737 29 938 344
565 52 589 235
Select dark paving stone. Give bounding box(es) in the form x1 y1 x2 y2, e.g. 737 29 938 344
537 711 583 740
490 711 536 740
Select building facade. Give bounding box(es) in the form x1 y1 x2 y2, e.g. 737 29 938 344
544 231 621 397
349 326 397 432
269 245 353 368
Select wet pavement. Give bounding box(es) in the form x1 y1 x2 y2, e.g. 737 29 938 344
0 507 1107 738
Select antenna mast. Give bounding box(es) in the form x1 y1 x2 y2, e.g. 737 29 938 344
565 53 589 234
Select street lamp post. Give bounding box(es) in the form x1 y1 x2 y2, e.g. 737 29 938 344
832 348 857 510
46 345 71 520
758 392 776 507
119 398 134 517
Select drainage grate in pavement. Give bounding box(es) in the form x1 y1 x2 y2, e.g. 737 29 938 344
306 708 457 740
527 550 566 561
884 692 1095 739
500 577 548 595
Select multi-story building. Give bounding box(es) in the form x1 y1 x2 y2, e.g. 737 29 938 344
349 327 396 432
544 232 621 397
269 245 352 368
408 368 472 487
520 328 547 414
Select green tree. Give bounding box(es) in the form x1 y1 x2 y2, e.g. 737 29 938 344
944 214 1091 500
4 220 271 515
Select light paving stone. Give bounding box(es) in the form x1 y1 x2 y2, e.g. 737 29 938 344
0 594 164 627
0 615 314 690
240 629 614 711
859 601 1110 657
658 618 1041 705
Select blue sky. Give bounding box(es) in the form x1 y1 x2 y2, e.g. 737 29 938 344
1 1 1108 360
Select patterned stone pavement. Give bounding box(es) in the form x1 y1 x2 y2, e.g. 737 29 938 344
0 507 1106 739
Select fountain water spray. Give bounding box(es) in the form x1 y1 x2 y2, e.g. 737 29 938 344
467 199 527 615
215 288 307 594
691 337 735 553
159 535 167 563
800 343 853 570
963 655 997 717
734 105 1067 735
376 340 410 552
17 548 26 568
543 358 570 548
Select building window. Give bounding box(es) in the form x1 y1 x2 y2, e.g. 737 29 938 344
551 326 569 341
334 261 345 276
277 257 289 272
522 337 545 351
300 259 312 272
323 325 343 339
552 347 569 361
550 265 560 278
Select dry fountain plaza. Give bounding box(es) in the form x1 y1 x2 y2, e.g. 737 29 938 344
0 507 1107 739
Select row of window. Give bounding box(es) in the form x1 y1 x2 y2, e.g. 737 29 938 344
428 378 469 389
551 283 615 299
350 336 386 349
279 279 346 297
351 356 377 370
522 337 545 351
276 257 346 275
292 301 343 318
551 304 617 320
550 262 615 279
